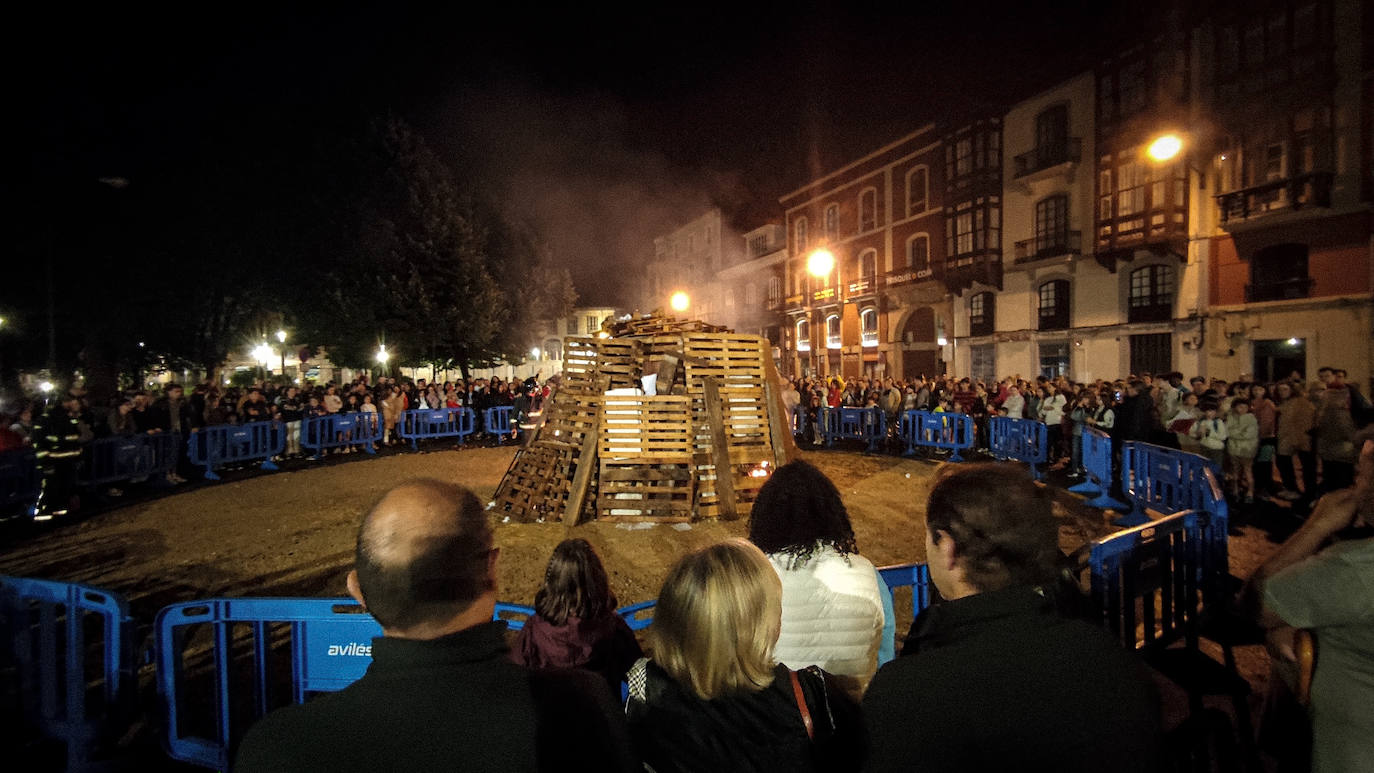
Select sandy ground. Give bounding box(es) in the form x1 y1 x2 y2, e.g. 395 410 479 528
0 443 1276 657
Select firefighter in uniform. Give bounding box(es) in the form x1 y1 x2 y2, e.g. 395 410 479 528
33 392 92 516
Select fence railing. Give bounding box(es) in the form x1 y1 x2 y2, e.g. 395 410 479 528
79 432 181 487
397 407 476 450
819 406 886 452
898 411 974 460
187 422 284 481
988 416 1049 479
301 413 383 458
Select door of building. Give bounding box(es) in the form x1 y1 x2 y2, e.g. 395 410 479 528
1253 338 1306 383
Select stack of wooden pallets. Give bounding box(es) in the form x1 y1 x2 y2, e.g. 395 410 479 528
489 314 788 525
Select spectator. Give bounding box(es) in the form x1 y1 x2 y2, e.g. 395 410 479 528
1251 435 1374 773
380 386 404 446
8 402 35 445
322 385 342 414
625 539 865 773
107 397 138 436
1227 398 1260 504
862 463 1161 772
1168 391 1202 453
1191 401 1229 470
1251 383 1279 497
1315 368 1368 493
234 479 637 773
1276 381 1317 502
1114 379 1156 444
514 538 643 693
1000 385 1024 418
279 387 304 458
747 459 885 700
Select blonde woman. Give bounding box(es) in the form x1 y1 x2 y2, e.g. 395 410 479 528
626 540 863 773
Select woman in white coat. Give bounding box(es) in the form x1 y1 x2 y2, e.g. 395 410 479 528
748 460 886 701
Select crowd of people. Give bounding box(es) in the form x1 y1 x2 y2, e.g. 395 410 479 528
781 365 1370 512
234 456 1374 772
1 373 557 516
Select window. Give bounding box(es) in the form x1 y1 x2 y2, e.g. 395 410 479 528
1248 243 1311 302
1128 265 1174 322
859 189 877 231
745 284 757 307
585 315 599 335
907 167 928 215
824 204 839 239
796 319 811 352
565 317 578 335
969 291 994 337
1034 104 1069 156
1034 195 1069 254
826 314 841 349
1130 333 1172 375
1117 162 1146 217
861 308 878 347
1119 59 1147 116
907 235 929 270
1039 342 1070 380
859 249 877 284
1038 279 1070 330
795 217 808 253
970 344 996 384
749 234 768 256
767 277 781 305
543 339 563 361
952 212 974 255
955 137 973 177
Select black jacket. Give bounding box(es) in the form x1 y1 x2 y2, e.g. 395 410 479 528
234 621 638 773
626 660 865 773
862 585 1162 773
148 396 199 434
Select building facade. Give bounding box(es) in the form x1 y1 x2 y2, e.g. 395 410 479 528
778 126 948 380
717 223 786 345
642 208 743 324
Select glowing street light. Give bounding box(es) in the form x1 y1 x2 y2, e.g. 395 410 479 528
530 347 541 359
252 343 273 366
807 248 835 277
375 344 390 365
670 291 690 313
1147 133 1184 163
275 329 287 344
39 381 53 394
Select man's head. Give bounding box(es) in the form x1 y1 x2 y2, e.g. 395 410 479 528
347 479 497 638
923 464 1060 600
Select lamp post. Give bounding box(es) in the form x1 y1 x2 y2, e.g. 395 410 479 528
252 342 273 382
670 291 690 313
275 329 287 375
1146 133 1184 163
375 344 390 375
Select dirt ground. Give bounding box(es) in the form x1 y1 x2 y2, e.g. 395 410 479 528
0 444 1276 638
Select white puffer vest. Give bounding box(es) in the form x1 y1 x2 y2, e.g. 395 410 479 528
768 544 885 697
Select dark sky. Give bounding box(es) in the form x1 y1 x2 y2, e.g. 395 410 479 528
10 1 1131 306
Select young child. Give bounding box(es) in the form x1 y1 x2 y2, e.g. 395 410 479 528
1225 398 1259 503
513 538 643 693
1190 402 1228 472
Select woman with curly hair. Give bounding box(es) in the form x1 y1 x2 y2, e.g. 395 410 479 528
748 460 886 700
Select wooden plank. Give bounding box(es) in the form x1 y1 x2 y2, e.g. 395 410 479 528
703 377 738 520
764 379 789 469
562 411 601 527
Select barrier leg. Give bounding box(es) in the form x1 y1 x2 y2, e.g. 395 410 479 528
260 460 279 472
1068 479 1100 495
1112 505 1150 527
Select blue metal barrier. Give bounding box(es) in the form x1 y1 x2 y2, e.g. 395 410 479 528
0 448 40 518
483 406 515 444
396 407 476 450
898 411 975 460
1 576 136 771
988 416 1049 479
819 406 886 452
79 432 181 487
617 599 657 631
1117 441 1219 527
155 597 384 770
302 413 383 458
1086 510 1200 653
154 593 657 769
1195 467 1231 606
187 422 284 481
1067 428 1128 510
876 562 932 659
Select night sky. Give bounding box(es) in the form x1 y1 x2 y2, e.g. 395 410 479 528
10 1 1132 307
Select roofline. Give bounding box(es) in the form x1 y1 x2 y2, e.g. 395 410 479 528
779 123 938 203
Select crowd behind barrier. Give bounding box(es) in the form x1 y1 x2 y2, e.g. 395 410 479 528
782 364 1370 517
1 371 550 519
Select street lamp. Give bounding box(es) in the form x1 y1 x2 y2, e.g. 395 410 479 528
252 342 273 381
670 291 690 313
807 248 835 277
375 344 390 365
1146 133 1184 163
275 329 287 375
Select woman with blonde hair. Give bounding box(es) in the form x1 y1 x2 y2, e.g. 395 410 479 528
626 539 863 772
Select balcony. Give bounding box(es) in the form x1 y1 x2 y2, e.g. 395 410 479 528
1012 138 1082 179
784 294 805 309
1246 278 1313 303
1013 231 1082 264
1215 171 1333 226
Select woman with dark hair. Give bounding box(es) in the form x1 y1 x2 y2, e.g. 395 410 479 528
513 538 642 692
748 460 885 700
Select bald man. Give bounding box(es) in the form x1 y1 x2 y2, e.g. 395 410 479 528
234 479 638 772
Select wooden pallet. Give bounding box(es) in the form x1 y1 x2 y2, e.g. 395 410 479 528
490 443 572 522
598 395 693 461
596 460 695 522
